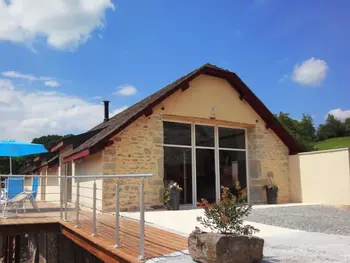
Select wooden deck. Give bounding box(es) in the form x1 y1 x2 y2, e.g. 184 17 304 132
0 208 188 262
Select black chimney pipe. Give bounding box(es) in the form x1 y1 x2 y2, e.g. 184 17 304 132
103 100 110 122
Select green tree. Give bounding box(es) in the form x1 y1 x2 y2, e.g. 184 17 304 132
275 112 299 137
299 114 317 142
344 117 350 136
31 134 73 150
0 134 74 175
316 124 328 141
275 112 314 152
317 114 345 140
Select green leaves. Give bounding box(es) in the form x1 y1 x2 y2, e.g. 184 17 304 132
197 187 259 235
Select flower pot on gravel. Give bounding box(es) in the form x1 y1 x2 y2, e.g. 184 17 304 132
265 187 278 204
263 172 278 205
189 186 264 263
188 230 264 263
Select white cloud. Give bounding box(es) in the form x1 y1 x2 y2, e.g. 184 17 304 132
0 79 127 141
2 70 61 87
44 80 61 87
327 108 350 121
114 85 137 96
2 71 37 81
0 0 114 49
292 57 328 86
110 106 128 116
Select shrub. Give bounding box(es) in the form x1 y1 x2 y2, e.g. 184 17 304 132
197 186 259 235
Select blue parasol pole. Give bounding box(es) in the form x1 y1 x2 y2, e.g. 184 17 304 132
9 156 12 175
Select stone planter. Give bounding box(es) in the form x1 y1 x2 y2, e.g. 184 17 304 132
188 231 264 263
170 187 180 210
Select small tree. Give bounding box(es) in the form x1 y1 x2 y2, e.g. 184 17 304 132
197 186 259 235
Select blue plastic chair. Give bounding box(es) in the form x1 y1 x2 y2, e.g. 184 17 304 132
6 177 24 199
32 177 39 199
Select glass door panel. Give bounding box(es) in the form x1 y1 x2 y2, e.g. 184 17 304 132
196 148 216 203
218 127 245 149
164 147 192 205
219 150 247 197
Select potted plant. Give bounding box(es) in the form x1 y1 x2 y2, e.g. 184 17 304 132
165 182 182 210
263 172 278 204
188 186 264 263
163 186 171 210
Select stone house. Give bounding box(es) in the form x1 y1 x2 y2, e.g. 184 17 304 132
50 63 299 211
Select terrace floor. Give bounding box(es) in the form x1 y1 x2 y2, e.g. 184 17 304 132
0 203 188 263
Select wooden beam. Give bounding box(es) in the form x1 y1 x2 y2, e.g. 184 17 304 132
0 223 60 236
61 227 128 263
105 140 114 147
180 82 190 91
143 107 153 117
162 114 255 129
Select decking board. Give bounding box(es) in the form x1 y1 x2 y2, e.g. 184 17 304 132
0 208 188 262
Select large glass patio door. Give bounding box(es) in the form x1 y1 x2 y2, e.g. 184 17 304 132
163 121 248 207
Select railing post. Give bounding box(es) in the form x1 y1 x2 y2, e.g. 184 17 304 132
92 179 97 236
59 166 63 220
138 177 145 260
64 176 68 221
75 178 80 228
114 179 120 248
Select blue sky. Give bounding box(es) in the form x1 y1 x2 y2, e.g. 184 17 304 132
0 0 349 140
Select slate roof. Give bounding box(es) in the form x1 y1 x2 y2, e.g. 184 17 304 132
65 63 299 159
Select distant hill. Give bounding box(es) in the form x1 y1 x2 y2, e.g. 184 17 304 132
314 137 350 151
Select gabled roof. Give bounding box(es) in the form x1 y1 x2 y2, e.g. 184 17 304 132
65 63 299 160
21 153 59 174
51 129 102 153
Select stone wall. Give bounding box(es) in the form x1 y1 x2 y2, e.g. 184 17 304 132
102 114 290 210
247 120 290 203
102 114 164 212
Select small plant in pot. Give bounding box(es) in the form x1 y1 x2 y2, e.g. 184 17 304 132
263 172 278 204
188 186 264 263
164 182 183 210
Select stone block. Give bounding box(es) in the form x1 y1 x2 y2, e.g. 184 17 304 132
188 231 264 263
103 163 116 170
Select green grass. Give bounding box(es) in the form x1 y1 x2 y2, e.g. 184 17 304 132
314 136 350 151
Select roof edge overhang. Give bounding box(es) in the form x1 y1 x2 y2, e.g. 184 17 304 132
63 149 89 162
51 141 64 152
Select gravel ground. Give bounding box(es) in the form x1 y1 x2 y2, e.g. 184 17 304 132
127 206 350 263
148 232 350 263
247 205 350 235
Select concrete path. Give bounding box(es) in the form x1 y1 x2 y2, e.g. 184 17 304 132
121 205 350 262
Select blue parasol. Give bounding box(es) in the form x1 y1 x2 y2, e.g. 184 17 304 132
0 140 47 174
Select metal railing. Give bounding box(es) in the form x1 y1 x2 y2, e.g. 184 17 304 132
0 173 153 260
